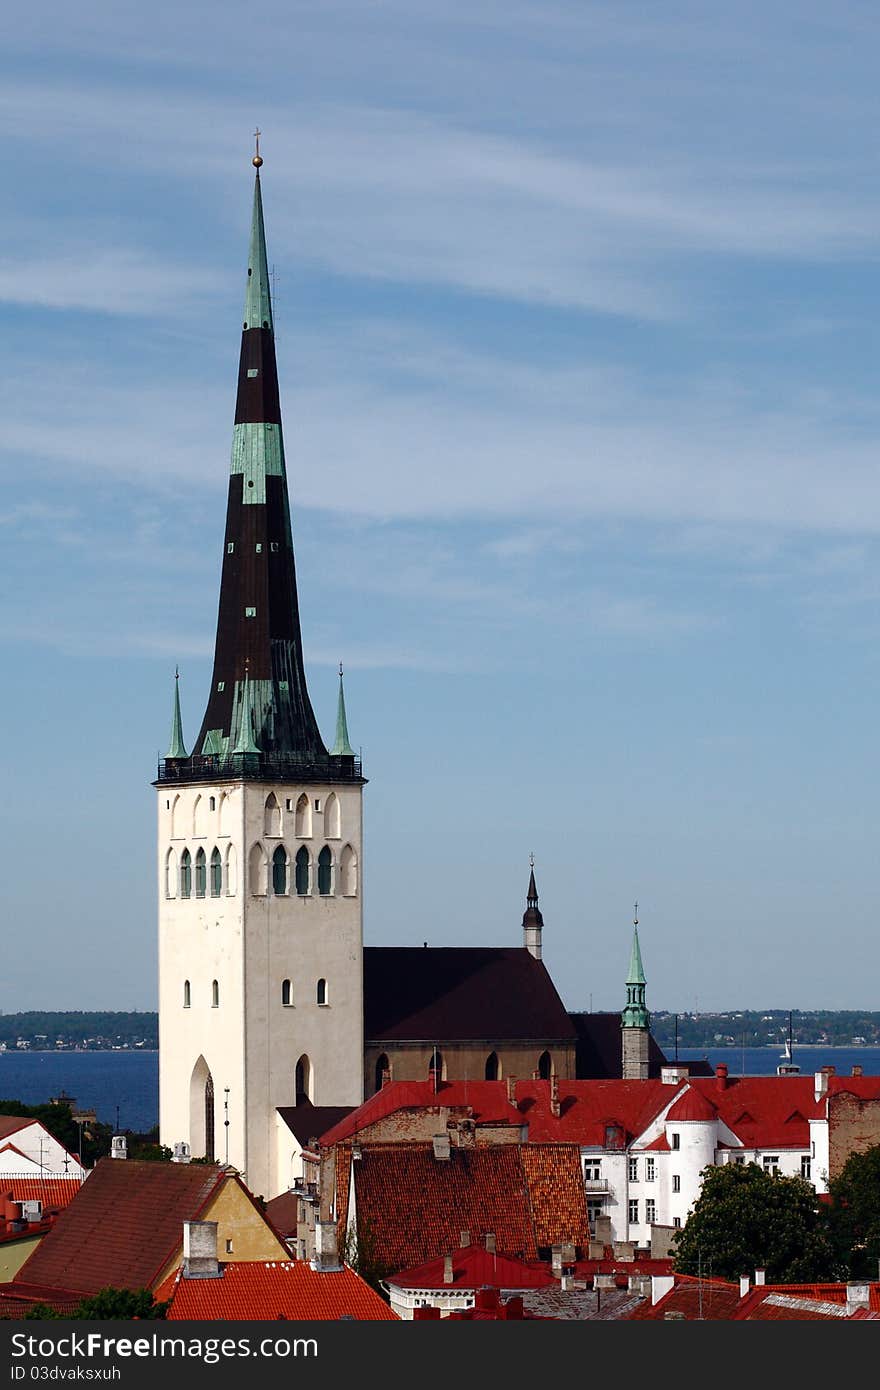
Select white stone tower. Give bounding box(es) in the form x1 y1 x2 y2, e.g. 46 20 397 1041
156 149 365 1200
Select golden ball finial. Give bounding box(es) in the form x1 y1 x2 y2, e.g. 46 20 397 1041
253 155 263 168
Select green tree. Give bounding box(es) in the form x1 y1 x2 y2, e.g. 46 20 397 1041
672 1162 841 1284
22 1288 169 1320
826 1144 880 1279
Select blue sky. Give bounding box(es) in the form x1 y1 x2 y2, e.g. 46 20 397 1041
2 2 879 1013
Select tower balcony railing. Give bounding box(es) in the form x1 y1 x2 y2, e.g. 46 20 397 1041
155 751 364 786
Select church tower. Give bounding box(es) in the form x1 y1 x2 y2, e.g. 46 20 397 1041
156 147 365 1199
620 908 650 1080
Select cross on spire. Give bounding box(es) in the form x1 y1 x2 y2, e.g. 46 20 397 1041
253 127 263 168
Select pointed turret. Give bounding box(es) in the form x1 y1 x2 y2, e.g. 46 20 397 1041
621 905 651 1079
522 855 544 960
331 663 355 757
166 669 188 759
233 665 262 756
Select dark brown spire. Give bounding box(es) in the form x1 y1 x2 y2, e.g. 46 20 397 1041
157 160 363 788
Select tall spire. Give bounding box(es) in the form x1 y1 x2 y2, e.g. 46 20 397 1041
331 663 355 757
166 668 188 759
522 853 544 960
621 904 649 1029
191 145 328 765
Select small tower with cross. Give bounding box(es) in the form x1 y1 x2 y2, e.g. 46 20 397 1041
621 903 651 1080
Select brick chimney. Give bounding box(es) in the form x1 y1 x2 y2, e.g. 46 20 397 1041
715 1063 729 1091
182 1221 221 1279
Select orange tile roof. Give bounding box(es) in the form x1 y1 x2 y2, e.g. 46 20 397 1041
1 1178 81 1211
159 1261 397 1320
14 1158 228 1296
336 1141 589 1276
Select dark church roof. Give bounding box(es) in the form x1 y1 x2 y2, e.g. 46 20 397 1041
569 1012 669 1079
364 947 577 1043
276 1101 355 1147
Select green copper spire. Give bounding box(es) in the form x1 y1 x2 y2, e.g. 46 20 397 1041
621 905 650 1030
166 668 188 759
243 150 273 333
233 666 262 756
331 662 355 757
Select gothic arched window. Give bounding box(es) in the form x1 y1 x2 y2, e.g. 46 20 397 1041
249 842 267 896
195 847 207 898
264 793 282 837
225 842 237 895
180 849 192 899
165 847 177 900
428 1048 443 1085
340 844 357 897
324 792 340 839
210 847 222 897
485 1052 500 1081
272 845 288 895
375 1054 391 1093
317 845 332 896
538 1050 552 1080
295 846 310 896
295 793 311 838
295 1054 311 1105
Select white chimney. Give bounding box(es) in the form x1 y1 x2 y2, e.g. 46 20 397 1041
110 1135 127 1160
443 1255 453 1284
846 1282 870 1315
739 1275 750 1299
182 1221 221 1279
754 1268 765 1286
652 1275 675 1305
311 1218 342 1273
432 1134 451 1161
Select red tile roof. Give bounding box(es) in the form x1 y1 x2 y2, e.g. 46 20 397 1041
666 1088 717 1122
1 1178 82 1211
337 1141 589 1274
158 1261 397 1320
628 1273 743 1321
320 1078 675 1148
388 1247 557 1291
13 1158 228 1296
264 1190 299 1240
0 1118 32 1141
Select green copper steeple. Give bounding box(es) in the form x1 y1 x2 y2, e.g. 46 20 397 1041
233 667 262 756
621 907 650 1030
331 663 355 757
166 669 188 759
243 160 273 333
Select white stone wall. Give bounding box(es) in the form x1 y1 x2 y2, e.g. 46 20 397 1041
158 778 364 1201
0 1121 85 1178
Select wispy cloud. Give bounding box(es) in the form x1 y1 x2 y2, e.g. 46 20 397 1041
0 250 222 316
